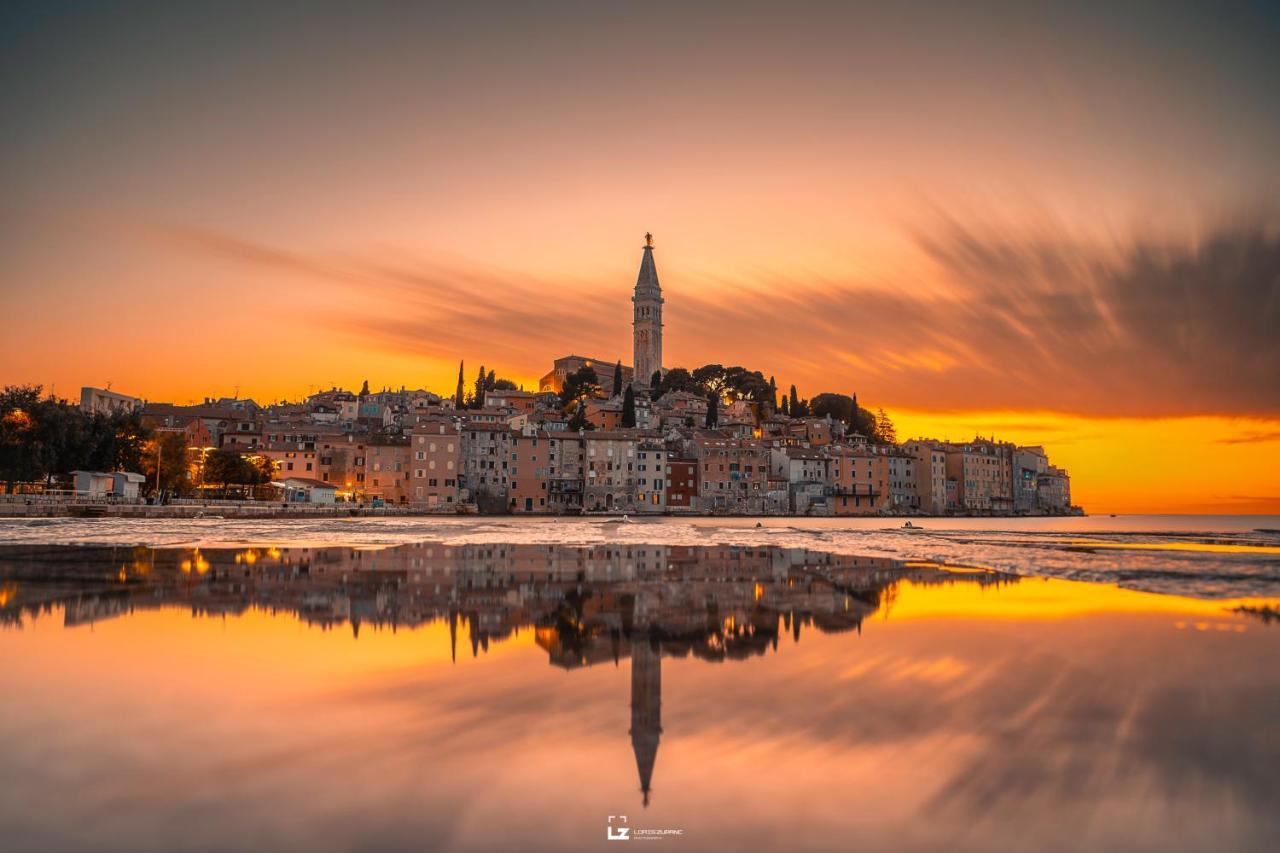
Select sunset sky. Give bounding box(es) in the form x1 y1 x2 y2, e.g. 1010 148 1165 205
2 2 1278 513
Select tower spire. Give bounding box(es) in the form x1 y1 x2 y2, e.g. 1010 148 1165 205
632 233 664 388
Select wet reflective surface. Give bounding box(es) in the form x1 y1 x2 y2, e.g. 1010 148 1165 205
2 542 1278 851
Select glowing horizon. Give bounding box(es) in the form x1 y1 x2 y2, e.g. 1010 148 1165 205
2 3 1278 513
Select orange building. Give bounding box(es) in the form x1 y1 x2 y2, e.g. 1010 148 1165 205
365 441 412 503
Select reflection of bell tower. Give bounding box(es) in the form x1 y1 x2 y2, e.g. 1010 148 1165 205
630 634 662 807
632 233 663 389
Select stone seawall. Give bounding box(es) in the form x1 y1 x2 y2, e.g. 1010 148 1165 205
0 504 461 519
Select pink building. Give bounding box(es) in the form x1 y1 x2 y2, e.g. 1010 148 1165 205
409 421 460 508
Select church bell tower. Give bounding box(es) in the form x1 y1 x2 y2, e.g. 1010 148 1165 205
632 233 664 389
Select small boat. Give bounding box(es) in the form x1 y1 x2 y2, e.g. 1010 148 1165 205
902 521 925 532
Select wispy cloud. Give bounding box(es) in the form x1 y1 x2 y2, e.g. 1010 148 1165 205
148 214 1280 416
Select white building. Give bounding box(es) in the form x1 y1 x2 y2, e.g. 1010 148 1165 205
80 387 141 416
273 477 338 504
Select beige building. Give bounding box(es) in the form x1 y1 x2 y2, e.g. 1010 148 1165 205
904 439 948 514
409 421 460 508
943 439 1013 513
1038 466 1072 511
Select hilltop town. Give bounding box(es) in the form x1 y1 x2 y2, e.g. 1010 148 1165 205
5 237 1075 516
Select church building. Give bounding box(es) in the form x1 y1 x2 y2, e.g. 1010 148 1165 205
539 234 666 395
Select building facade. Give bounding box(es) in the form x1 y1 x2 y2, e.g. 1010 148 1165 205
410 421 460 507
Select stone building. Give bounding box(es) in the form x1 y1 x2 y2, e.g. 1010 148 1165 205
632 233 664 389
697 434 769 513
460 423 513 510
584 431 645 512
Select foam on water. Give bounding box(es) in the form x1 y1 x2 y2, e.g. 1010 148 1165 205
1 515 1277 599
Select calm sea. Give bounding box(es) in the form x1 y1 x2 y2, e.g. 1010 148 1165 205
0 518 1276 851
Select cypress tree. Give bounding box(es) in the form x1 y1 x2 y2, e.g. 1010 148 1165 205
705 392 719 428
454 361 465 409
649 370 663 400
789 384 800 415
473 365 486 409
612 360 623 397
622 385 637 428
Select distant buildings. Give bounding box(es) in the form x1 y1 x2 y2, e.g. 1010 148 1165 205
99 236 1075 515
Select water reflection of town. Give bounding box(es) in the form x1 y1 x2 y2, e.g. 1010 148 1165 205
0 543 1017 805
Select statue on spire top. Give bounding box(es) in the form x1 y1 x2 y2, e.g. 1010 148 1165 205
644 232 653 248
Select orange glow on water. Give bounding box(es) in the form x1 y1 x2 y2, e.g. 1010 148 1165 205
886 576 1278 623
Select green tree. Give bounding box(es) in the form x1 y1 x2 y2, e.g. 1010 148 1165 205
454 360 466 409
720 366 770 403
659 367 698 396
473 365 487 409
108 410 150 474
137 431 194 496
649 370 663 400
202 449 270 496
810 393 855 424
621 385 636 428
612 360 624 397
705 391 719 428
567 401 593 431
789 385 800 416
492 377 519 391
780 395 790 417
559 365 601 408
875 408 898 444
692 364 728 397
0 385 43 492
203 449 242 494
32 394 92 487
850 406 879 441
253 454 278 487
